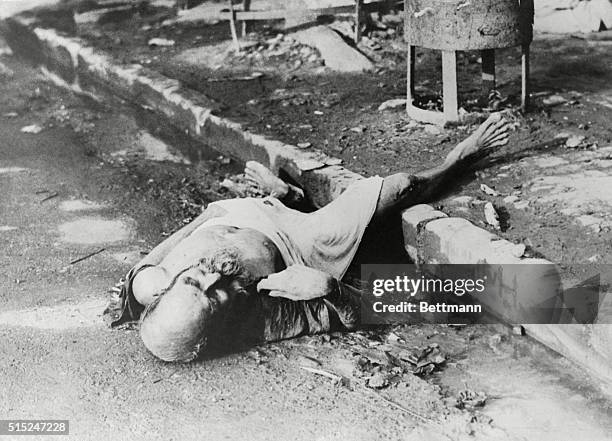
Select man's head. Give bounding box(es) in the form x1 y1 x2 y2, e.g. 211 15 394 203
139 248 253 362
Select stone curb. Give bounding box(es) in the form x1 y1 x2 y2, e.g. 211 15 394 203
402 204 612 387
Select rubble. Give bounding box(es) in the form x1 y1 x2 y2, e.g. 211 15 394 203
378 98 406 112
484 202 501 230
480 184 500 197
148 37 175 47
20 124 43 134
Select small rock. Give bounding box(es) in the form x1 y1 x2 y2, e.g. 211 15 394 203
484 202 501 230
324 157 343 166
297 142 311 149
480 183 500 197
20 124 43 134
423 124 442 135
367 373 389 389
314 110 324 116
565 134 586 148
587 254 600 263
512 325 525 336
350 126 365 133
449 195 473 206
378 98 407 112
543 94 567 107
514 200 529 210
148 38 175 47
503 195 519 204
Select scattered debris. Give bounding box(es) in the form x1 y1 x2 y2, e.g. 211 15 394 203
449 195 473 206
39 192 59 203
484 202 501 230
565 134 586 148
70 247 106 265
587 254 600 263
542 94 567 107
423 124 442 135
512 325 525 336
20 124 43 134
399 344 447 375
514 200 530 210
300 366 343 384
378 98 407 112
148 38 175 47
367 372 390 389
480 183 500 197
503 195 520 204
456 389 488 410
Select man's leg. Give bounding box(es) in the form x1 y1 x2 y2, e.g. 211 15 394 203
373 112 511 217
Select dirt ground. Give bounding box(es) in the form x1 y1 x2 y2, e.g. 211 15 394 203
73 3 612 279
2 46 612 440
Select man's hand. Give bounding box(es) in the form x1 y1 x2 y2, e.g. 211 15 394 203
256 265 337 301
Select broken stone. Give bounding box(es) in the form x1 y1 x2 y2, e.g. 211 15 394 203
480 183 500 197
503 195 519 204
543 94 567 107
514 200 529 210
456 389 488 410
324 157 343 166
565 134 586 148
449 195 473 206
148 38 175 47
512 325 525 336
367 373 389 389
484 202 501 230
292 25 373 73
20 124 43 134
423 124 442 135
378 98 407 112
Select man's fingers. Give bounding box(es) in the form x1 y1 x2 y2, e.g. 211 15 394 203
257 278 278 291
268 290 298 300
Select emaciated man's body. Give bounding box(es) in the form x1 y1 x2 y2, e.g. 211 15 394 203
111 114 511 362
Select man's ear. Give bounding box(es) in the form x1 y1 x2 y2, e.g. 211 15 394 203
133 266 171 306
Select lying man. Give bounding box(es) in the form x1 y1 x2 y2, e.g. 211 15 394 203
111 113 511 362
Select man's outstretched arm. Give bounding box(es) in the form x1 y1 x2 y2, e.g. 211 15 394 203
374 113 511 217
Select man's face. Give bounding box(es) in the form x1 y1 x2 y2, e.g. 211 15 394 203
164 262 253 321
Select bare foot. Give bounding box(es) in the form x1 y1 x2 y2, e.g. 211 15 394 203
446 113 511 164
244 161 289 198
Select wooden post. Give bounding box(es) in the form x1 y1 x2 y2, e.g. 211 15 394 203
355 0 363 44
227 0 240 52
442 50 459 123
521 43 530 112
481 49 496 95
406 45 415 107
241 0 251 37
